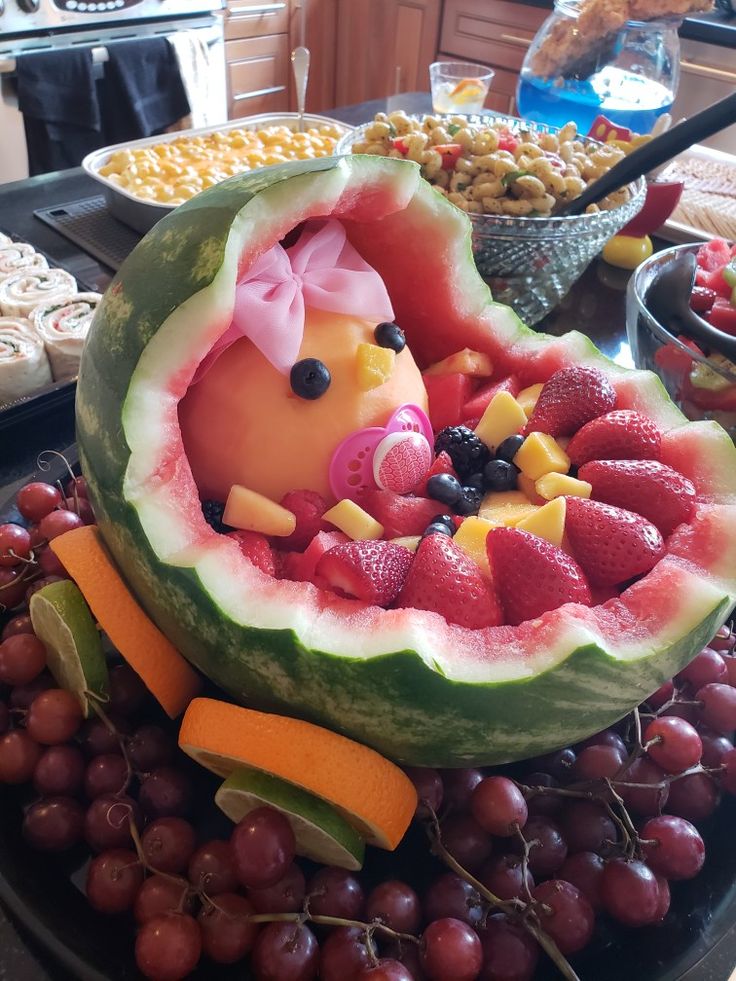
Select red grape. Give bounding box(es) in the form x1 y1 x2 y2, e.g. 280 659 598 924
248 861 305 914
560 800 616 854
37 547 68 579
514 816 567 878
600 858 659 926
23 796 85 851
644 716 703 773
405 766 444 817
10 671 55 710
188 839 238 896
250 921 319 981
440 815 493 872
84 793 142 852
678 648 728 689
558 851 605 910
641 814 705 880
699 728 734 768
135 912 202 980
84 753 130 799
532 880 594 954
710 626 735 653
86 848 144 913
231 806 296 889
139 766 193 818
479 914 539 981
0 523 32 567
65 475 89 500
471 776 527 837
1 612 33 640
198 892 259 963
577 729 627 756
424 872 483 927
697 683 736 733
650 874 671 924
141 817 196 874
319 927 374 981
725 655 736 686
421 917 482 981
479 854 534 902
16 482 62 522
37 509 84 542
536 747 576 783
0 702 7 736
33 744 85 796
0 633 47 686
26 689 83 745
63 496 95 524
365 879 421 934
666 771 720 822
524 773 563 818
0 730 42 783
79 718 122 758
573 743 625 781
127 723 174 772
614 757 669 816
440 768 483 812
0 568 28 610
722 747 736 795
24 575 64 605
134 874 194 925
108 663 148 717
647 680 674 710
356 959 415 980
662 700 699 726
306 866 364 919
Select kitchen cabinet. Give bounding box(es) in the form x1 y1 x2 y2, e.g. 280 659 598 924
224 0 291 119
438 0 547 114
335 0 442 106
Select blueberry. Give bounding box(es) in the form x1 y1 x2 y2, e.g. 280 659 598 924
374 322 406 353
430 514 456 534
465 472 485 491
422 522 453 540
426 473 462 506
483 459 518 492
455 487 482 516
290 358 331 399
495 434 525 464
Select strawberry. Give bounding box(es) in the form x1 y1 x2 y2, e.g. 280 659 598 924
226 530 276 577
317 540 413 606
486 527 592 626
414 451 456 495
564 497 665 587
395 535 502 629
280 531 350 586
578 460 697 537
524 367 617 437
278 489 328 551
358 489 443 539
566 410 661 466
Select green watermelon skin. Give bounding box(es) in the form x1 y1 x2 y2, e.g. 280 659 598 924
77 155 736 766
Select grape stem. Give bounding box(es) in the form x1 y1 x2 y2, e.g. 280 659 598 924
242 909 421 946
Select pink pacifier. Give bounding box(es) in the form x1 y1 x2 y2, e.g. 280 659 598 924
329 404 434 502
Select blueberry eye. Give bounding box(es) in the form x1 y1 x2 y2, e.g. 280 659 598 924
374 322 406 353
290 358 331 400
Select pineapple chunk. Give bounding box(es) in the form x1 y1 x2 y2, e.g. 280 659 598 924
323 499 384 540
513 432 570 482
535 473 592 501
453 516 497 577
424 348 493 377
475 391 527 451
518 473 546 505
356 343 395 391
517 383 544 418
479 491 539 526
224 485 296 537
516 497 567 546
390 536 421 552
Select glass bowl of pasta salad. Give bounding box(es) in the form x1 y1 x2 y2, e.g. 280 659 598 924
337 111 646 325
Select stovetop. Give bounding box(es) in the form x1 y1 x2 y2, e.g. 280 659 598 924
0 0 223 38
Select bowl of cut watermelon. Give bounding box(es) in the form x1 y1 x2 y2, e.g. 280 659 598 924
627 238 736 441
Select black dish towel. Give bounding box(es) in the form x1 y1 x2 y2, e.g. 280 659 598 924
16 47 101 176
102 37 191 143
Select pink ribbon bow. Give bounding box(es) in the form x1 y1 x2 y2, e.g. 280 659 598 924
193 219 394 381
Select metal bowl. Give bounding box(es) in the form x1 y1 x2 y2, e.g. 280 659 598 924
626 242 736 440
337 114 646 325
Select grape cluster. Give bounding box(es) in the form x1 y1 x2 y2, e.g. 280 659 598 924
2 469 736 980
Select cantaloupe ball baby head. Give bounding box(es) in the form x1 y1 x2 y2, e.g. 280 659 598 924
179 220 429 505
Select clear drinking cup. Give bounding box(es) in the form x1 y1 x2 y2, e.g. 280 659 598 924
429 61 495 115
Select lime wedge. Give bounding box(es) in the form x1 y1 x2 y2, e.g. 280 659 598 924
29 579 108 717
215 768 366 871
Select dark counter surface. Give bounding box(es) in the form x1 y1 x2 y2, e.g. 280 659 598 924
0 91 735 981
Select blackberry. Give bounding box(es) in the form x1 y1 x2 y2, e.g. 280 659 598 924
434 426 490 479
201 500 230 533
455 486 483 516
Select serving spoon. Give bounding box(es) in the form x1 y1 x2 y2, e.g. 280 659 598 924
291 46 310 133
556 90 736 217
645 251 736 363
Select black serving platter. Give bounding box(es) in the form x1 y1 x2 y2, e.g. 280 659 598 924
1 452 736 981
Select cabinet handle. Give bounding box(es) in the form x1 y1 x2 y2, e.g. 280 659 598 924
233 84 286 101
500 33 532 48
680 59 736 84
229 2 286 15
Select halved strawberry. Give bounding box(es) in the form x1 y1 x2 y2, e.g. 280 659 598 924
524 367 617 437
414 451 456 495
278 489 329 552
227 530 276 577
578 460 697 537
564 497 665 587
317 540 413 606
486 527 592 626
280 530 349 587
566 410 661 466
395 534 502 629
358 489 442 539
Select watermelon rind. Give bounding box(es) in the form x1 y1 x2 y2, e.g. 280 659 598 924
76 154 736 766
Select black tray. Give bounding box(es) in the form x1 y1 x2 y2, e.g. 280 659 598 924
2 452 736 981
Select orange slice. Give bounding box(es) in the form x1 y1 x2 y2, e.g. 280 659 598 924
50 526 201 718
179 697 417 850
449 77 485 103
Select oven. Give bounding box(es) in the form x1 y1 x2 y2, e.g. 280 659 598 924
0 0 226 183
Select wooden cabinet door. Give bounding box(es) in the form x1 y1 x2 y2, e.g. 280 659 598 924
226 34 290 118
289 0 338 113
224 0 290 41
335 0 442 106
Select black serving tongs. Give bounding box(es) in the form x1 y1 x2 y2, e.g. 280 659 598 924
556 90 736 217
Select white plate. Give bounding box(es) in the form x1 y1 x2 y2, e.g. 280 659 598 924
658 143 736 244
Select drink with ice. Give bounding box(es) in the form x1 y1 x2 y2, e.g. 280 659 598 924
429 62 495 116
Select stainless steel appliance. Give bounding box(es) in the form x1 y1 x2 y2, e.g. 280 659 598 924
0 0 226 183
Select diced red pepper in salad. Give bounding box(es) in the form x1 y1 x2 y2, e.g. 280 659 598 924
708 298 736 336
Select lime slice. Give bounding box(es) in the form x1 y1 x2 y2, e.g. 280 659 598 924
215 768 366 871
29 579 108 717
